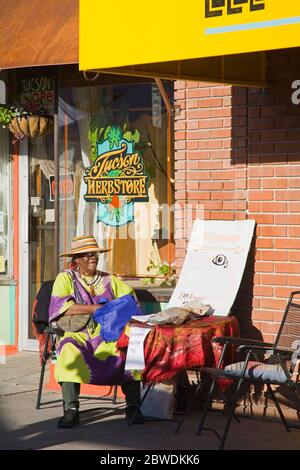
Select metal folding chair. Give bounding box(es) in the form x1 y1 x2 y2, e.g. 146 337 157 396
176 290 300 449
35 324 119 409
32 281 119 410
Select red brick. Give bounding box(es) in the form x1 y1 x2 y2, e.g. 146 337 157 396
259 226 287 237
259 321 281 333
260 250 287 261
252 310 274 321
187 130 211 140
275 215 300 225
261 274 287 285
261 202 287 212
248 167 274 177
288 251 300 262
199 98 223 108
289 179 300 188
210 129 231 139
187 150 210 160
275 287 296 298
198 119 223 129
275 239 300 249
211 87 232 97
250 214 274 225
187 100 200 109
255 262 274 273
289 201 300 211
261 178 287 189
186 88 211 99
275 166 300 177
275 190 300 201
248 191 274 201
187 109 211 119
211 108 232 118
286 275 300 286
288 227 300 237
275 263 300 274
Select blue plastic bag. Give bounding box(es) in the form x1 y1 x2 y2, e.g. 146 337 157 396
92 294 144 342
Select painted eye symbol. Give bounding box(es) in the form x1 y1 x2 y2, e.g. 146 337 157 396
212 254 228 268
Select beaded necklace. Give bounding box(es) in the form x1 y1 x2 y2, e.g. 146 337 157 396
77 271 102 297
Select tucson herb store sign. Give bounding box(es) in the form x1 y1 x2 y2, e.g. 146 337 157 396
84 126 148 226
84 137 148 203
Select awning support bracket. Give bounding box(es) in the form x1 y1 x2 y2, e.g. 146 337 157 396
154 77 180 118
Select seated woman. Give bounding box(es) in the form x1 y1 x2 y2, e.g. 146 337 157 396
49 235 143 428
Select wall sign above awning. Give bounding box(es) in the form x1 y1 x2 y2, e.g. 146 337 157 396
79 0 300 86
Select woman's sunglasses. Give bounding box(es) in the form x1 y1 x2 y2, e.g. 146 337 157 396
75 252 99 259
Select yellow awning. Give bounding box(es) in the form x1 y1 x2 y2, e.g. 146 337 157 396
79 0 300 86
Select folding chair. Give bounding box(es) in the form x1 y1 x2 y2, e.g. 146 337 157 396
32 281 118 410
176 290 300 449
35 324 118 409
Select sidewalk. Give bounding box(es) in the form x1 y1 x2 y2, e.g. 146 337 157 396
1 352 300 450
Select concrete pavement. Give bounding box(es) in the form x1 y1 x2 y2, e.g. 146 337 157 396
1 352 300 450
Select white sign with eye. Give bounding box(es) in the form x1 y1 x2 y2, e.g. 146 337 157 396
167 219 255 316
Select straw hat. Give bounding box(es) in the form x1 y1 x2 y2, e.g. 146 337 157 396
58 235 111 257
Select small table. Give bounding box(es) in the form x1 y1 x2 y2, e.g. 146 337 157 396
117 315 239 384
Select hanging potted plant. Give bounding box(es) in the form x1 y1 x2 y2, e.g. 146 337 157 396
0 104 53 141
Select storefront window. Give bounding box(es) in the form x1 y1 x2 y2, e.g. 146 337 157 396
28 133 55 308
0 126 12 279
58 82 174 281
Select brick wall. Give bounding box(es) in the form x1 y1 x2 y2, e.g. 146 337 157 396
174 48 300 340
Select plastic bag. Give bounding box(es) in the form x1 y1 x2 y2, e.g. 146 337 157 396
140 381 175 419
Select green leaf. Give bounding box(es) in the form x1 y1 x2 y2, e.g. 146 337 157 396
131 129 140 144
108 169 121 177
104 126 112 140
123 131 133 141
107 126 122 149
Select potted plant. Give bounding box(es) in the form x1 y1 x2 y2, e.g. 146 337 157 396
142 258 176 287
0 104 53 141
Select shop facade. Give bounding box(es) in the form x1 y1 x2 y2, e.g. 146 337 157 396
1 0 300 361
0 65 175 353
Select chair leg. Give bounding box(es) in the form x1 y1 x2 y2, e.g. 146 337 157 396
112 384 118 404
219 390 240 423
175 380 203 434
267 384 289 432
36 332 50 410
128 382 154 427
218 377 246 450
197 376 218 436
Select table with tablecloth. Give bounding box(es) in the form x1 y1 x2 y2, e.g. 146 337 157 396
117 315 239 384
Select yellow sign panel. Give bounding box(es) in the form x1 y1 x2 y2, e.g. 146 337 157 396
80 0 300 71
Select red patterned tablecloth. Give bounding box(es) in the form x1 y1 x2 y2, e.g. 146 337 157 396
117 315 239 384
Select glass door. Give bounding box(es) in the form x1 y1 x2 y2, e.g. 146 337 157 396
28 134 55 341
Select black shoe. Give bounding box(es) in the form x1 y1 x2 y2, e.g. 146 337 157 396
57 409 79 428
125 406 145 425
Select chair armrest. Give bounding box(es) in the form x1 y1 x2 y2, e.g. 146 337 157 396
45 326 61 335
212 336 273 347
237 344 293 358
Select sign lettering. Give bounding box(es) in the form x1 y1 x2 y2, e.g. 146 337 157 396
19 76 55 114
205 0 265 18
49 174 75 202
84 126 149 226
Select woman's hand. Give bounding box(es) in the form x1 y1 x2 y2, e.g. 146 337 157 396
65 303 104 316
